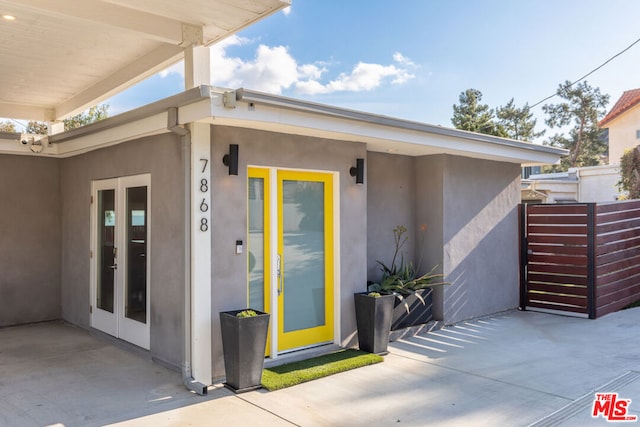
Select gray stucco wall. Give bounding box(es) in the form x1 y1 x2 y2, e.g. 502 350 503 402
440 155 521 323
60 133 185 367
210 125 367 380
0 155 61 326
366 152 416 282
370 153 521 324
414 154 521 323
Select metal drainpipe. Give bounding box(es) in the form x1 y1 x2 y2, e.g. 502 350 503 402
167 107 208 395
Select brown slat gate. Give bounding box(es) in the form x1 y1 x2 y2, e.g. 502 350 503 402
520 203 595 318
520 201 640 319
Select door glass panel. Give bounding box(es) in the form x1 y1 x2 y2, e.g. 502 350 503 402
97 189 115 313
282 180 325 332
248 177 265 311
125 186 147 324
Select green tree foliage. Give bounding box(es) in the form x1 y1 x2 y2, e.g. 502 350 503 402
451 89 506 137
542 81 609 170
26 121 48 135
0 120 16 132
63 104 109 131
25 104 109 135
496 98 544 141
618 146 640 199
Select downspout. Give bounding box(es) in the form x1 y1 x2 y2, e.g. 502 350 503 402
167 107 208 395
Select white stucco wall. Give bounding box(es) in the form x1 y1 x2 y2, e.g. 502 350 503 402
578 165 621 202
606 103 640 166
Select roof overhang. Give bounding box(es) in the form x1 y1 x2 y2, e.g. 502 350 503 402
0 86 568 165
210 89 567 166
0 0 289 122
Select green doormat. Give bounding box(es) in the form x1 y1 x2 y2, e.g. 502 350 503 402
261 349 383 391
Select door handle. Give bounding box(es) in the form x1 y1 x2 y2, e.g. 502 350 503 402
108 264 117 270
276 254 283 295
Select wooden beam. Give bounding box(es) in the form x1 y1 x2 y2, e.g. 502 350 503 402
5 0 186 44
0 102 55 122
55 44 184 119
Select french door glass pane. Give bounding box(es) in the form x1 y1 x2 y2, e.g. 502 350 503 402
282 180 325 332
125 186 147 324
97 189 115 313
248 177 265 311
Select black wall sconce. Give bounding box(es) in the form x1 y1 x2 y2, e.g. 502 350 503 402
222 144 239 175
350 158 365 184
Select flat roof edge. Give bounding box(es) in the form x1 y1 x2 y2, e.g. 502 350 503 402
0 131 21 141
50 86 212 144
235 88 568 157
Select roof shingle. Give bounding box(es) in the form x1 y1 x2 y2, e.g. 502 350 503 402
599 88 640 127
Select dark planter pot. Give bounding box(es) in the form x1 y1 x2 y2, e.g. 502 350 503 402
391 288 434 331
354 292 395 355
220 309 270 393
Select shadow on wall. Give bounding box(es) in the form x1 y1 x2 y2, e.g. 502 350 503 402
442 207 519 324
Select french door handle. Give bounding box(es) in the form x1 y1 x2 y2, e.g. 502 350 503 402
108 264 117 270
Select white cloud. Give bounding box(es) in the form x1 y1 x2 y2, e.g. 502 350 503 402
159 61 184 78
161 35 417 96
282 6 291 16
294 57 416 95
393 52 416 67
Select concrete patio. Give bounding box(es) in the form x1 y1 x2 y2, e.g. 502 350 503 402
1 308 638 426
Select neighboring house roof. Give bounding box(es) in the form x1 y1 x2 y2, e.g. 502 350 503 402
599 88 640 127
0 0 289 122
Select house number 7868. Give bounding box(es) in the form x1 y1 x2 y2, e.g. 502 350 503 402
199 158 209 232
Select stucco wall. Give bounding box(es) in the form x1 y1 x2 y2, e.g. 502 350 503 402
60 133 185 367
370 154 521 324
0 155 61 326
578 165 620 202
414 156 445 318
366 152 416 282
440 155 521 323
607 103 640 166
210 125 367 379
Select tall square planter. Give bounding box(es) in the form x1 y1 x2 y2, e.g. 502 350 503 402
220 309 270 393
354 293 395 355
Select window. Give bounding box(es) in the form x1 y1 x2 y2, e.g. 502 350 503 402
636 130 640 139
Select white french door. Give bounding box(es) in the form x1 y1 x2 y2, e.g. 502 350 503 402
90 174 150 349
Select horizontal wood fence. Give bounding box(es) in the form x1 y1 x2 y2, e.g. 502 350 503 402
519 201 640 319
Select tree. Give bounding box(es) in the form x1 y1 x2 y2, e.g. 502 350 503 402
63 104 109 131
25 104 109 135
0 120 16 132
496 98 544 141
618 146 640 199
542 81 609 170
26 121 48 135
451 89 505 137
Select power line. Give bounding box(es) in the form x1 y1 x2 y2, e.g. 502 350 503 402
530 36 640 109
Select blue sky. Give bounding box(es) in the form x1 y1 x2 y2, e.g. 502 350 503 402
109 1 640 142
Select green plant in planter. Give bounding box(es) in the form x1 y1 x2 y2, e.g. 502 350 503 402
367 292 381 298
236 309 258 318
368 225 449 311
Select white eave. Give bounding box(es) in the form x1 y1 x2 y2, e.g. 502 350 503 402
209 89 567 166
0 0 289 122
2 86 567 165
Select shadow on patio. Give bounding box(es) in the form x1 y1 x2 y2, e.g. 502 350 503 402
0 321 287 427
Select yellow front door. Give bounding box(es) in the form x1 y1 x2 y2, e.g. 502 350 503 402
247 168 334 354
277 170 334 351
